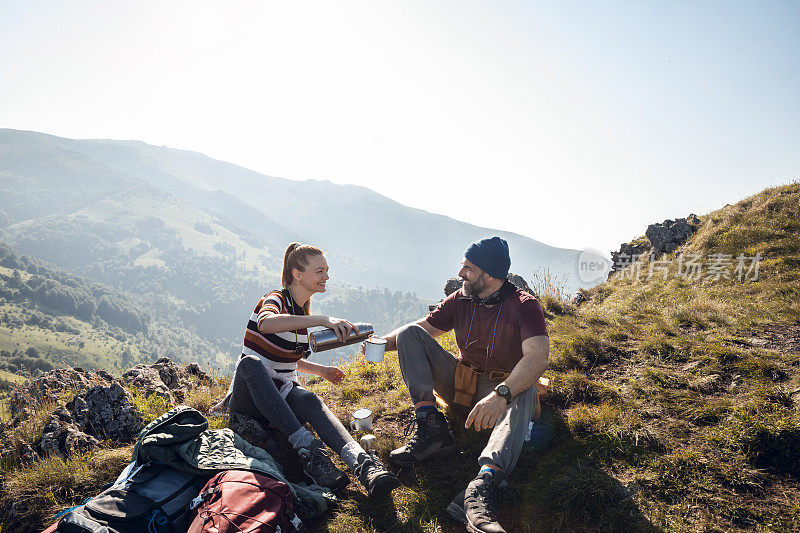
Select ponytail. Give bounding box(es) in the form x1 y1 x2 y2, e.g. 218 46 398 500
281 242 324 313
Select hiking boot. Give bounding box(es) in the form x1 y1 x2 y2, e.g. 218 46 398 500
388 410 456 466
464 471 506 533
354 454 401 498
297 439 349 491
446 488 467 524
447 479 507 524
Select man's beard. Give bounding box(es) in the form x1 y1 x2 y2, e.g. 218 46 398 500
462 274 486 297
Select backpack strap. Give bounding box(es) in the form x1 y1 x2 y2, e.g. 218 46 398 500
57 511 110 532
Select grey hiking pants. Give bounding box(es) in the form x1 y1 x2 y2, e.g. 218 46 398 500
228 355 354 455
396 324 537 476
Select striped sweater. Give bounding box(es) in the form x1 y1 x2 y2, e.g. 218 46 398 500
223 289 310 404
242 289 309 372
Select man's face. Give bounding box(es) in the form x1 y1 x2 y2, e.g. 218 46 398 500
459 259 487 297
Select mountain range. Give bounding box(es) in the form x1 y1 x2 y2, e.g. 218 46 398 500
0 128 604 370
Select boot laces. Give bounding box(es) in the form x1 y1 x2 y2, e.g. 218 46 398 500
402 415 429 449
305 445 336 476
473 478 500 519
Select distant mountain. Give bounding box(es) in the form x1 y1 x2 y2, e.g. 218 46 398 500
0 128 604 371
0 129 599 298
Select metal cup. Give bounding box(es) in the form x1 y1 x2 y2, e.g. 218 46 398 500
364 337 386 362
349 408 373 432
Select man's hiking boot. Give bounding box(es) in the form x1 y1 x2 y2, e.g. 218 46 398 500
297 439 349 491
354 454 401 498
446 488 468 524
464 471 506 533
388 410 456 466
447 478 508 524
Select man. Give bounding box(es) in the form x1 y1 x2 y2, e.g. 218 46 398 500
377 236 549 533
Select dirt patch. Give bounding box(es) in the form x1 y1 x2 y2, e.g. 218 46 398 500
735 322 800 355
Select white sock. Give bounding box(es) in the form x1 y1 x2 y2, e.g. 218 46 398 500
340 441 369 470
288 427 315 450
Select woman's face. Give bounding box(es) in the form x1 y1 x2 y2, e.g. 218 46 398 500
294 253 329 294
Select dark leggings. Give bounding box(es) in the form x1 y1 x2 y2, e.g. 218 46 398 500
228 355 354 454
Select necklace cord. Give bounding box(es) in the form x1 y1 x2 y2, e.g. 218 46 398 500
463 300 504 368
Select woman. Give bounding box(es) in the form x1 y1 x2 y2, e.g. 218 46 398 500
215 243 399 498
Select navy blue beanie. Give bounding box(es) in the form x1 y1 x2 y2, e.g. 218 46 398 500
464 237 510 280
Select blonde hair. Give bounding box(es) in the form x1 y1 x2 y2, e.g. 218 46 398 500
281 242 324 312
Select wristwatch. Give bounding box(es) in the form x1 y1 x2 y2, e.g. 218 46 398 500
494 383 512 404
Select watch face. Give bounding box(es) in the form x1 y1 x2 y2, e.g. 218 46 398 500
497 385 510 396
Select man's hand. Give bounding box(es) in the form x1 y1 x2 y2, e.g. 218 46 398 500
465 392 508 431
321 366 346 385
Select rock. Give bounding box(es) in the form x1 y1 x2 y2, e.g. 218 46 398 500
228 412 302 478
121 357 216 406
574 292 588 307
609 242 652 277
67 383 143 442
121 365 175 404
506 273 535 296
747 337 769 347
444 277 463 296
186 363 214 386
8 367 113 418
645 217 699 254
37 415 99 457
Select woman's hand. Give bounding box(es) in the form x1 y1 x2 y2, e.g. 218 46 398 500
322 317 359 342
321 365 346 385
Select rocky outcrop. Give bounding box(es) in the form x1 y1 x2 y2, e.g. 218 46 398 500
443 273 534 297
8 367 114 419
444 277 463 296
507 273 535 296
67 383 143 441
610 242 652 276
37 405 99 457
33 382 142 458
4 358 214 461
431 273 535 311
609 214 701 279
121 357 215 406
645 215 700 254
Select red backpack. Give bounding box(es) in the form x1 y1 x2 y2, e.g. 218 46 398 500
187 470 303 533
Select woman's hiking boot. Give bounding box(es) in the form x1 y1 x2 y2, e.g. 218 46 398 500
297 439 349 491
388 410 456 466
464 470 506 533
354 454 401 498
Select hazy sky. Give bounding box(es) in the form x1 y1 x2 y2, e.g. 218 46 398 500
1 1 798 256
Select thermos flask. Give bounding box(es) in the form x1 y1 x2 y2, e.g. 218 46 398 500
309 323 374 352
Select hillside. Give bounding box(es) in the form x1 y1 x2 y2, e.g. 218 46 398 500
0 128 602 299
0 182 798 532
0 129 437 371
0 240 230 376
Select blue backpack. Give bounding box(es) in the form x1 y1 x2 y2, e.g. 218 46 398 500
48 462 208 533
